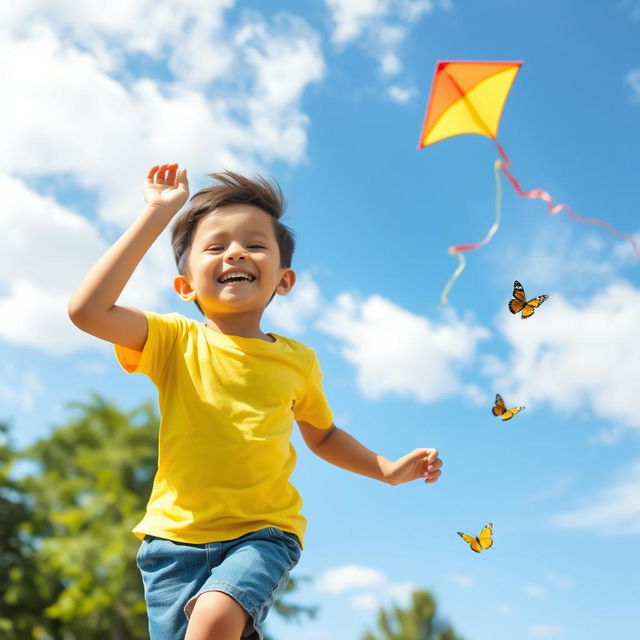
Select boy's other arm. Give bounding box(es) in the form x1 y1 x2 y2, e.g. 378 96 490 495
68 164 189 351
297 421 442 486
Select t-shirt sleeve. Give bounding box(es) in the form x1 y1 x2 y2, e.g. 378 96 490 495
293 352 334 429
114 311 182 384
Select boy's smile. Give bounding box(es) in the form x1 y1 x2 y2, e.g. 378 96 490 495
173 204 295 336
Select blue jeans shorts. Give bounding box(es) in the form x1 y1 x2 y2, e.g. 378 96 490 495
136 527 302 640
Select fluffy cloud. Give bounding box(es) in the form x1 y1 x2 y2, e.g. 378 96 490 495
485 281 640 432
1 7 324 224
552 459 640 535
318 293 488 403
316 565 416 612
324 0 432 86
0 174 174 353
315 565 386 594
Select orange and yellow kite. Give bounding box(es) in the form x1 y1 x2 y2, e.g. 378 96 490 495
419 60 639 304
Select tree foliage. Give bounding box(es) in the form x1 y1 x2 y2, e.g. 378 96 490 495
361 590 464 640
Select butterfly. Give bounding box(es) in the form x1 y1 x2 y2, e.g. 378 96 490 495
492 394 525 421
457 523 493 553
508 280 548 319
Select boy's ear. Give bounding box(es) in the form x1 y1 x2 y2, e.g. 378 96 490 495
173 275 197 302
275 269 296 296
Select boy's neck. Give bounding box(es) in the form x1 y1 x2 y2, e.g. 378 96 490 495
203 314 274 342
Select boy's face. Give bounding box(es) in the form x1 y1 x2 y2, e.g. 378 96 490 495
173 205 295 318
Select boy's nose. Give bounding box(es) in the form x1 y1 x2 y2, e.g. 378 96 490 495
225 243 247 260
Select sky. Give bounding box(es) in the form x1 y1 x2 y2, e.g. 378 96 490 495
2 1 640 639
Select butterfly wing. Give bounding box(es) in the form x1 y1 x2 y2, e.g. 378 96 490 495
478 523 493 550
492 394 506 417
508 281 526 314
500 406 525 421
521 295 549 319
457 531 482 553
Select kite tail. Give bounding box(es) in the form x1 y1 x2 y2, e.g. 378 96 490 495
441 159 503 305
494 140 640 257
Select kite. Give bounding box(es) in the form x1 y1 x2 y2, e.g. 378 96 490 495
418 60 640 304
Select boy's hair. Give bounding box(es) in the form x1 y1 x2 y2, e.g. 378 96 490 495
171 170 295 314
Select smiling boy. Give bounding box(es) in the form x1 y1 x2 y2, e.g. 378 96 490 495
68 163 443 640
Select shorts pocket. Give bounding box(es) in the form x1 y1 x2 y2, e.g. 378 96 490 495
265 527 301 565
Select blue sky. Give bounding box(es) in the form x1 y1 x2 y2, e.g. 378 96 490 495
2 1 640 639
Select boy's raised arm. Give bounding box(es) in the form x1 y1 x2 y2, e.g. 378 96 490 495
68 163 189 351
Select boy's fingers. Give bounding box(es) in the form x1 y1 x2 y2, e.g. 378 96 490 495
146 165 159 181
166 163 178 184
157 163 168 182
422 448 439 464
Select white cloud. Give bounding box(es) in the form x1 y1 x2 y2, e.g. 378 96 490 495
552 459 640 535
265 273 322 335
315 565 416 611
625 68 640 102
0 9 324 226
319 293 488 403
0 364 44 412
530 625 561 638
387 85 417 103
316 565 386 594
485 281 640 432
324 0 433 77
0 175 171 353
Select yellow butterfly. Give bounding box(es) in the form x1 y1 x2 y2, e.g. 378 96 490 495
508 280 548 319
492 394 525 421
457 523 493 553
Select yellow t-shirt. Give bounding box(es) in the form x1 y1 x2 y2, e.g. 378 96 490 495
114 311 333 546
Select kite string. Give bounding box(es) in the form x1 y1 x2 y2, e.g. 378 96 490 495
494 139 640 257
440 159 503 305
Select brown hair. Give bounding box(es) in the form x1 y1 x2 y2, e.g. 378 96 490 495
171 170 295 313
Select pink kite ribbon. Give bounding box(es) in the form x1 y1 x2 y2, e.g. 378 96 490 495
494 139 640 257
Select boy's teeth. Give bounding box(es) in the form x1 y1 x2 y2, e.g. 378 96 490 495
220 273 253 283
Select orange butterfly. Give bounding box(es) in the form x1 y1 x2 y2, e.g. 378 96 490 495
457 523 493 553
492 394 524 421
508 280 548 319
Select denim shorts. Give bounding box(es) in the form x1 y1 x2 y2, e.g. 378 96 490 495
136 527 302 640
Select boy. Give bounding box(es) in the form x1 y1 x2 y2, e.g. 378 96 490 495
68 163 443 640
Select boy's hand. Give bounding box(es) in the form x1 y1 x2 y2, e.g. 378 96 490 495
385 448 442 486
144 163 189 214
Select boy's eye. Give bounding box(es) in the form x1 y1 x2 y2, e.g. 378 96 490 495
207 245 224 251
248 244 266 249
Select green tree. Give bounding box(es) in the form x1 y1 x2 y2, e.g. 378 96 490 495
0 422 61 639
361 590 464 640
21 394 158 639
